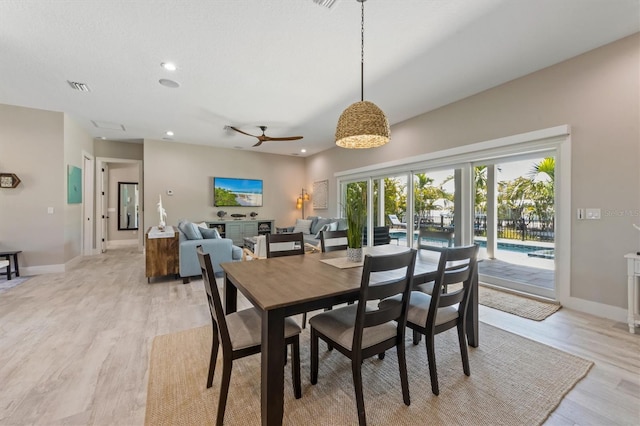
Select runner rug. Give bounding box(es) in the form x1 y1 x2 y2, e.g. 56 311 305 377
479 285 561 321
145 322 592 425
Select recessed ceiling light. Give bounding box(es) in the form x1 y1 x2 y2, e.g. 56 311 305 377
166 130 174 136
161 62 177 71
301 149 307 153
159 79 180 88
100 137 107 140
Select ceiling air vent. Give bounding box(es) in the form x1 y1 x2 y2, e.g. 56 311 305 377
67 80 91 92
312 0 340 9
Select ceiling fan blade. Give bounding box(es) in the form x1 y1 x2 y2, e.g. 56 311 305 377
263 136 304 142
252 140 263 147
227 126 258 138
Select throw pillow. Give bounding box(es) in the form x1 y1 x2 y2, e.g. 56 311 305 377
179 221 203 240
200 227 220 239
314 223 333 239
328 221 338 231
196 222 208 229
292 219 313 235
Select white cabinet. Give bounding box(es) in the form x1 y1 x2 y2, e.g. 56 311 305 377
624 253 640 334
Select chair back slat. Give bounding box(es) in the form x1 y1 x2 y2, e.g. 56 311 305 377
266 232 305 258
320 230 348 252
197 246 233 353
353 250 417 348
427 245 479 321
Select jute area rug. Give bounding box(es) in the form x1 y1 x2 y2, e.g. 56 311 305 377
479 285 561 321
145 322 592 426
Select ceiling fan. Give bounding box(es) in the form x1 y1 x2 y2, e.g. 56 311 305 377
226 125 303 147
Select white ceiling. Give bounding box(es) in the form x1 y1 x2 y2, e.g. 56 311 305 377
1 0 638 157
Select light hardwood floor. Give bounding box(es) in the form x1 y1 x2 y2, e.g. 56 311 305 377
0 246 638 425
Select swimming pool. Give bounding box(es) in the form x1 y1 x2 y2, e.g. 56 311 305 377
389 231 555 258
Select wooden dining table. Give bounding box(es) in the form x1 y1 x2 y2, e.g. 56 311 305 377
221 244 479 426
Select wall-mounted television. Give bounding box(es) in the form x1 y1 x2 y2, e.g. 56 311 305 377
213 177 263 207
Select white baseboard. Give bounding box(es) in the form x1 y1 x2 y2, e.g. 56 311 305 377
107 239 138 248
561 296 628 323
21 264 65 276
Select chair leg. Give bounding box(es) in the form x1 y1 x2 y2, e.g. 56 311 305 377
378 352 385 360
413 329 422 345
425 334 439 395
397 339 411 406
291 337 302 399
457 323 471 376
351 358 367 426
207 328 220 388
216 358 233 426
310 328 319 385
302 312 307 329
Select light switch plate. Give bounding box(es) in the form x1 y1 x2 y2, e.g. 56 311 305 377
586 208 601 219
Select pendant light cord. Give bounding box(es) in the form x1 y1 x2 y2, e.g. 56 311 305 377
360 0 364 102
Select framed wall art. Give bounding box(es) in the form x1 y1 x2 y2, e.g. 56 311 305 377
67 165 82 204
312 179 328 209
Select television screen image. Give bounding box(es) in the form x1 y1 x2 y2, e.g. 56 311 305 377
214 177 263 207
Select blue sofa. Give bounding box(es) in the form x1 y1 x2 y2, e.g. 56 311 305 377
278 216 348 247
176 220 243 283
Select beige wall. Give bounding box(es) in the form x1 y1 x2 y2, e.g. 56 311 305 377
0 104 92 271
143 139 306 232
307 33 640 312
63 115 93 261
94 139 143 160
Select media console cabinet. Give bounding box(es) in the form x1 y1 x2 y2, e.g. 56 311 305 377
205 219 274 246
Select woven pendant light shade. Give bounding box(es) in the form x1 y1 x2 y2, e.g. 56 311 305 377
335 100 390 149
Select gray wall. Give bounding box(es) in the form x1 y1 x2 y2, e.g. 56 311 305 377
306 33 640 313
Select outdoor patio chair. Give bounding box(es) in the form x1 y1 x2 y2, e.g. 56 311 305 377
388 214 407 229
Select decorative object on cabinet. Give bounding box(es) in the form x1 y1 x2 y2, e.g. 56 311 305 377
230 213 246 219
67 165 82 204
250 211 258 218
0 173 21 188
217 210 227 219
157 194 167 230
312 179 328 209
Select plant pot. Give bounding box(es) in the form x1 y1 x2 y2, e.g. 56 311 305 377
346 247 363 263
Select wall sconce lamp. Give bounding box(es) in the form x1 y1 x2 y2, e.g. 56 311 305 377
296 188 311 218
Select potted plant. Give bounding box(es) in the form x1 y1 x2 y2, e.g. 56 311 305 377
345 184 366 262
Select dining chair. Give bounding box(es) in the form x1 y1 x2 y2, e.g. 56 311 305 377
265 232 308 327
265 232 305 258
309 249 417 426
319 229 348 253
196 246 302 425
380 244 479 395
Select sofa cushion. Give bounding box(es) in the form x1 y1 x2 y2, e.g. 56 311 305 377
311 217 333 235
293 219 313 235
200 227 221 239
178 220 203 240
314 222 338 239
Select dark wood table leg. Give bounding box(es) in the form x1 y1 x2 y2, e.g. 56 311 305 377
224 274 238 314
466 270 479 347
262 308 286 426
3 257 10 280
12 253 19 278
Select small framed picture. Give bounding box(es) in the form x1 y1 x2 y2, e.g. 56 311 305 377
0 173 21 188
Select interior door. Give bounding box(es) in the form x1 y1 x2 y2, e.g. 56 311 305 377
100 164 108 253
83 154 94 255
